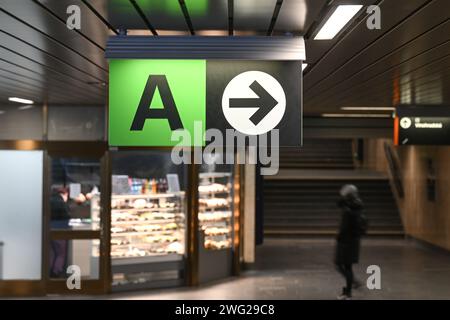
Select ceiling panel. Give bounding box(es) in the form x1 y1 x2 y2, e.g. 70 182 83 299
0 65 104 102
234 0 276 33
327 56 450 109
304 0 428 66
274 0 328 35
186 0 228 32
0 45 105 104
303 0 450 115
0 32 105 85
36 0 110 49
0 51 105 99
101 0 146 30
1 0 107 70
135 0 187 31
306 18 450 107
0 12 108 82
105 0 188 31
336 72 450 108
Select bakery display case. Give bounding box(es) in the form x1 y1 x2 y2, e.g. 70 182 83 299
197 162 235 284
110 192 185 259
110 151 187 291
198 172 233 250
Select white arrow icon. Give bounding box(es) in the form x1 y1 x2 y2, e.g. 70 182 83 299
221 71 286 135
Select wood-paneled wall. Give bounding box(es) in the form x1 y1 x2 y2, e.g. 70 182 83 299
396 146 450 251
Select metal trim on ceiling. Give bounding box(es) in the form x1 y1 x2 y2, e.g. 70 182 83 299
105 36 306 60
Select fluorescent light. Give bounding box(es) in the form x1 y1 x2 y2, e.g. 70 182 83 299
314 5 363 40
322 113 393 118
8 97 34 104
341 107 396 111
18 105 34 110
302 63 308 72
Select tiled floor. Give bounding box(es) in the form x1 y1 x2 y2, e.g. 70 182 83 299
31 238 450 300
102 238 450 300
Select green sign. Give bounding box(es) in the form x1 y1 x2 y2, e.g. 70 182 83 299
109 59 206 146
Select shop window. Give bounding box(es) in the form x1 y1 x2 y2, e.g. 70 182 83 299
0 105 43 140
110 151 187 291
0 150 43 280
50 158 101 231
47 106 105 141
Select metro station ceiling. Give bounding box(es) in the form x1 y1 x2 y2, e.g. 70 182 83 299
0 0 449 115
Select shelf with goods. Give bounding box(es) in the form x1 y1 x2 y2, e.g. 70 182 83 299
110 192 186 260
198 172 233 250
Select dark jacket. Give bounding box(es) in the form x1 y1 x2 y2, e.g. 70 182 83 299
335 195 364 264
50 192 70 221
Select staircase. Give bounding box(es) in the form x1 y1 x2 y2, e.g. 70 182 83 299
263 139 404 237
280 139 354 169
264 178 404 236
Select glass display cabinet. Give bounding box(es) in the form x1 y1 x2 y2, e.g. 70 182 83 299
110 151 187 291
197 162 235 283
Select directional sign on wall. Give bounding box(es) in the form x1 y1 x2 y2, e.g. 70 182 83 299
395 105 450 146
109 59 302 146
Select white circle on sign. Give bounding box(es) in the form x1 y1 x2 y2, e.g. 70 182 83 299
221 71 286 135
400 117 412 129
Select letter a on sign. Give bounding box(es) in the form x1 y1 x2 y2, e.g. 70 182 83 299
130 75 183 131
109 60 206 146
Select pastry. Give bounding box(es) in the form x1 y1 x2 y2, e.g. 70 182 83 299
198 183 228 193
199 198 229 208
111 227 125 233
166 242 183 254
132 199 147 209
204 227 230 236
163 222 178 230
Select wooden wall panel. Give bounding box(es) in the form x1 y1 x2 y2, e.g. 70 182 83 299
396 146 450 251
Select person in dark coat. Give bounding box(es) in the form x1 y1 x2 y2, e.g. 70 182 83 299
335 184 365 299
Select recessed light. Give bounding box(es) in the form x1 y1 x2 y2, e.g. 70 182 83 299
314 5 363 40
8 97 34 104
321 113 393 118
341 107 396 111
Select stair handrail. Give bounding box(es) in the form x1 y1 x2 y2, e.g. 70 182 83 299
384 142 404 198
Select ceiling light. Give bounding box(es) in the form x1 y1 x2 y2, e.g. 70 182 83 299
321 113 393 118
18 105 34 110
8 97 34 104
341 107 396 111
314 5 363 40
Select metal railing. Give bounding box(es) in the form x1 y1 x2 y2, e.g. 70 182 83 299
384 142 404 198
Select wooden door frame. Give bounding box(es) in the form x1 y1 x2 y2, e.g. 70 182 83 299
44 142 110 295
